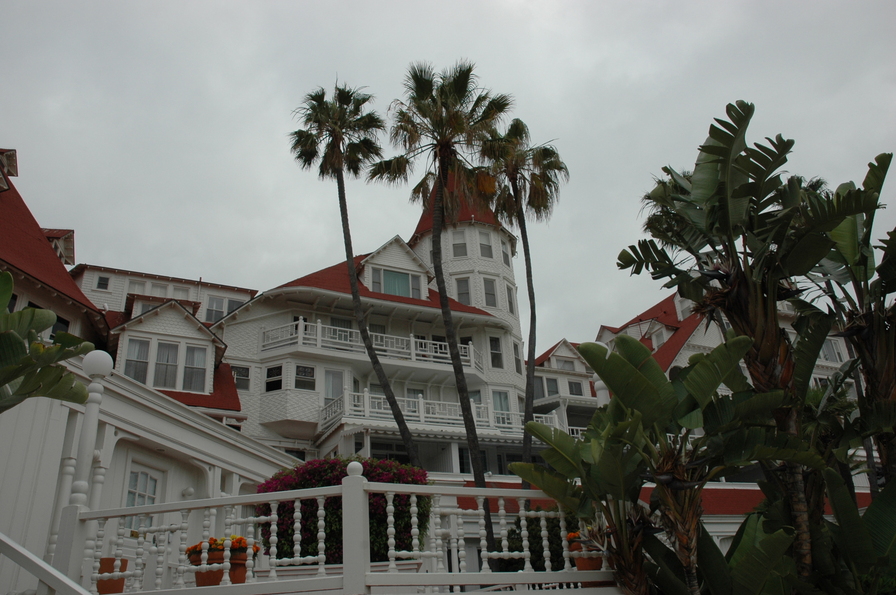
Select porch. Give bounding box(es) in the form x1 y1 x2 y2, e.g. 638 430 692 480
30 463 619 594
261 318 486 374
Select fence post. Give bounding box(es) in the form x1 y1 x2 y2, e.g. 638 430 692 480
342 462 370 595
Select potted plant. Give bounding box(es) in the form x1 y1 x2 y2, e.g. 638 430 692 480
186 536 259 586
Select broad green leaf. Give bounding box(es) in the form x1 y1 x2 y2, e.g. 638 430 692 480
792 312 833 401
862 153 892 196
0 308 56 337
824 468 876 574
523 422 582 479
863 476 896 570
643 533 689 595
698 524 733 595
730 528 794 595
507 463 581 512
683 337 752 409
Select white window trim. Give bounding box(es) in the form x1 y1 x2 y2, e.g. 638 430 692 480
120 334 212 393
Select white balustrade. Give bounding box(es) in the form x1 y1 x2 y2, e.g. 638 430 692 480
46 470 616 594
261 321 482 372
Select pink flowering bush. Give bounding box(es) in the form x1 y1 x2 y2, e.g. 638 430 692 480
255 457 430 563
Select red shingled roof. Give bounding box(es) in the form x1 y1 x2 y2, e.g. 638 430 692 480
410 193 502 245
603 294 702 372
0 173 99 315
278 256 492 317
159 363 241 412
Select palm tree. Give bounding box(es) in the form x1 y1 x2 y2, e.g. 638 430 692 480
369 61 511 505
618 101 880 577
481 119 568 470
290 83 420 467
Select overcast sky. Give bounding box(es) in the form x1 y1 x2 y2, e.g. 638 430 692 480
3 1 894 354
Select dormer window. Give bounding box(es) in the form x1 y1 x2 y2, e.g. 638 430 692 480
96 276 110 290
557 359 575 371
371 268 422 299
206 296 225 322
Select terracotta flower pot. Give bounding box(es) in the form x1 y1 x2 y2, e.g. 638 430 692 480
189 551 248 586
569 541 604 587
97 557 128 594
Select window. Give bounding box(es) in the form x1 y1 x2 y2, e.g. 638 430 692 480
51 315 70 339
330 316 352 329
453 231 467 257
493 390 510 412
533 377 545 399
558 359 575 371
406 386 425 399
822 338 844 363
459 448 488 475
227 299 244 314
153 343 178 389
206 296 225 322
479 231 493 258
295 365 315 391
124 339 150 383
369 323 386 335
128 280 145 295
502 241 511 266
124 464 161 530
371 268 422 299
96 276 110 290
489 337 503 369
546 378 559 396
513 343 523 374
484 279 497 307
568 381 584 396
232 366 250 391
469 390 482 404
325 370 343 403
182 346 206 392
506 285 515 315
173 286 189 300
6 293 17 313
150 283 167 297
265 366 283 392
138 302 154 315
456 278 471 306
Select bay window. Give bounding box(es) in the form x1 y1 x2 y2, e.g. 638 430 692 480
124 339 150 383
453 231 467 257
484 278 497 307
371 268 423 299
456 278 471 305
479 231 493 258
489 337 503 369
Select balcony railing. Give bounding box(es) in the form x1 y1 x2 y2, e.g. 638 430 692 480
322 390 559 434
47 464 617 594
262 318 485 373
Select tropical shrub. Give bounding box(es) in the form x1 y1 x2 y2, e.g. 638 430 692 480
255 457 430 563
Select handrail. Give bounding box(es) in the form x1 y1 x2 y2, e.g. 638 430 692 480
0 530 91 595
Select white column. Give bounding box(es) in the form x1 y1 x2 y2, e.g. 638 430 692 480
342 462 370 595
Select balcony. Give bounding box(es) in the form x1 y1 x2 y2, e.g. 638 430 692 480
322 390 559 436
262 318 485 374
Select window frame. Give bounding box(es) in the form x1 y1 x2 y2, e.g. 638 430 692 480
231 366 250 391
502 241 511 267
295 365 316 391
452 231 467 258
265 365 283 392
206 296 225 322
181 345 207 392
489 336 503 369
568 380 584 396
456 278 471 306
124 338 150 383
153 342 179 389
513 342 523 375
483 278 498 308
479 231 493 258
506 284 515 315
96 276 111 291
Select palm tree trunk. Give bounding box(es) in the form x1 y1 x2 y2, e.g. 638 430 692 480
516 193 537 473
431 161 498 558
336 170 420 468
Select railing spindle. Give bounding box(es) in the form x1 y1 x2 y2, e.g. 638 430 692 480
386 492 397 572
268 499 279 580
316 496 326 575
